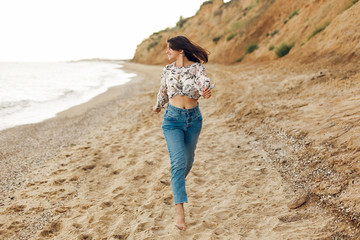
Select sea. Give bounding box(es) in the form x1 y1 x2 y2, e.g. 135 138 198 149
0 60 135 130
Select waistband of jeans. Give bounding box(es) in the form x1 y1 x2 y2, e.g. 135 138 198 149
167 103 199 113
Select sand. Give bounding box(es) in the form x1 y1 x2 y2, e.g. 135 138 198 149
0 61 358 239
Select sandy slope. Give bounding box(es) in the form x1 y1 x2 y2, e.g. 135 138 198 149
0 62 358 239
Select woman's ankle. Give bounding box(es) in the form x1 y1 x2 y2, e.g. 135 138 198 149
176 203 184 213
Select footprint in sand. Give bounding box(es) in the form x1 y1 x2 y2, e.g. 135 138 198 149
112 186 123 194
112 232 129 239
81 164 96 171
103 163 112 168
52 178 67 185
72 223 82 229
7 220 25 232
100 201 113 208
63 153 72 158
135 222 152 232
25 182 36 187
200 220 218 229
151 180 169 191
110 144 122 153
80 205 91 210
51 168 67 175
137 188 147 194
162 195 173 205
145 160 154 165
113 193 125 200
194 177 206 186
78 233 93 240
28 206 45 213
99 214 114 223
54 206 70 214
159 180 170 186
214 210 233 220
112 186 125 200
126 159 136 166
190 205 210 215
69 175 80 181
112 169 121 175
141 202 155 210
39 221 62 238
133 174 146 181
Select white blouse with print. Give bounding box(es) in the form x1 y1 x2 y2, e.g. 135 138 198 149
155 62 212 110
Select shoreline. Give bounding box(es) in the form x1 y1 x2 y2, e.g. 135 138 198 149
55 64 138 119
0 60 133 131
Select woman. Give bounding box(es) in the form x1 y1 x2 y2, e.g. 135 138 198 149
153 35 214 231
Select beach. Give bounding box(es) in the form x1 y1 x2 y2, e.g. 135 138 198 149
1 61 359 239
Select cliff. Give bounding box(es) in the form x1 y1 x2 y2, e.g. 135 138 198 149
132 0 360 65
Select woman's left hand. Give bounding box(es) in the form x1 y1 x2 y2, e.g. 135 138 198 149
202 87 212 99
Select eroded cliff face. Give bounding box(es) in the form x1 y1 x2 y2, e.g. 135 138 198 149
132 0 360 65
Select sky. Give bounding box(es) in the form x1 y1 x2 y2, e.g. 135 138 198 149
0 0 214 62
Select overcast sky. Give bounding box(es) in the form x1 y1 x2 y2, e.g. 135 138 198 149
0 0 214 62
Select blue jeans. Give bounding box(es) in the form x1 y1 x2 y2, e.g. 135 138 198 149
162 103 203 204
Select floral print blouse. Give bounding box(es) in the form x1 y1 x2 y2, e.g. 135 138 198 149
155 62 212 110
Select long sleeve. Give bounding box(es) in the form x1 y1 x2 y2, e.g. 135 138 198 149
155 68 169 109
196 64 211 96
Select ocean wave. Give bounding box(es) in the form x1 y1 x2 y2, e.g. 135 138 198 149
0 61 133 130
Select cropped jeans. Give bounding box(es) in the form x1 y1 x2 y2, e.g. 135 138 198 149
162 103 203 204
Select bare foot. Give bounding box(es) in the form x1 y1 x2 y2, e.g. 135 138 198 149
175 214 186 231
175 203 186 231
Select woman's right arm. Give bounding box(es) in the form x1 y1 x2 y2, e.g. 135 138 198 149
153 68 169 113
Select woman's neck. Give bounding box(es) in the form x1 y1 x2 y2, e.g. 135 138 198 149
175 55 193 67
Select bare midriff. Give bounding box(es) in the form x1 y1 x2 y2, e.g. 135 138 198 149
169 95 198 109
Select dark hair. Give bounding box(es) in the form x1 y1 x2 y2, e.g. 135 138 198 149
167 36 209 63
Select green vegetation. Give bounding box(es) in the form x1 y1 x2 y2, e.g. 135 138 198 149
267 30 278 37
213 36 222 43
232 21 245 31
283 10 299 24
244 0 260 12
147 35 162 51
165 16 190 32
236 56 245 62
289 10 299 19
344 0 358 10
245 43 258 54
275 42 294 57
307 22 330 41
236 42 259 63
227 33 237 41
176 16 188 29
268 45 274 51
270 30 279 37
348 0 359 5
243 0 260 16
